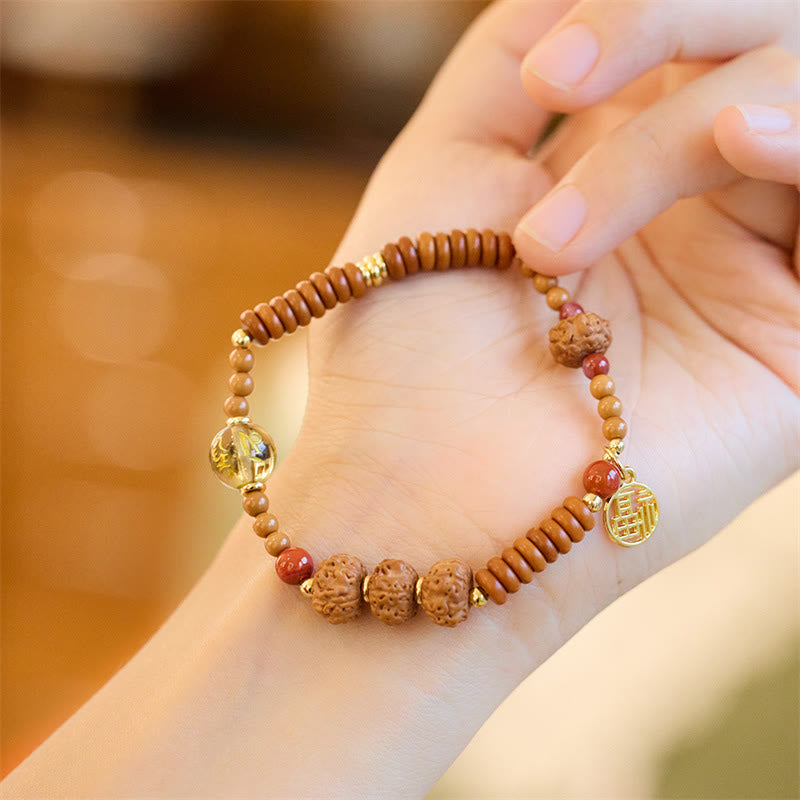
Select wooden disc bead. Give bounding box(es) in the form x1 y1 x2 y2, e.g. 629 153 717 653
224 395 249 417
466 228 482 266
513 537 547 573
282 291 312 326
242 490 269 517
546 286 571 310
255 301 286 339
475 568 507 605
487 556 521 593
526 527 559 563
270 296 299 333
435 232 451 270
297 280 326 318
229 348 254 372
563 496 596 531
551 506 585 543
382 243 407 280
324 266 353 302
254 512 280 537
603 416 628 440
343 263 367 297
241 309 269 345
533 273 557 293
264 531 291 556
450 229 467 268
496 233 514 269
418 232 436 270
309 272 338 309
590 374 615 399
598 395 623 419
229 372 254 396
501 547 534 583
418 558 472 626
367 558 418 625
540 518 572 554
311 554 366 624
397 236 420 274
481 229 497 268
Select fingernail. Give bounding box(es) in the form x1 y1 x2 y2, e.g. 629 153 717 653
525 23 600 90
518 185 587 253
736 104 792 134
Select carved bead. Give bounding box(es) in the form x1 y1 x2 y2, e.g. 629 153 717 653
311 554 366 624
418 558 472 627
367 559 418 625
549 312 612 368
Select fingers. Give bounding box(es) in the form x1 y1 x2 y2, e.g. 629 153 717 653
513 46 799 274
520 0 798 113
416 0 574 152
714 103 800 186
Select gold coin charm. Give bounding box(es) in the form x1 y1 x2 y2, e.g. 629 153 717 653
603 468 659 547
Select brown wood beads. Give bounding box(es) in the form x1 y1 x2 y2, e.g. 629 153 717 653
211 229 649 628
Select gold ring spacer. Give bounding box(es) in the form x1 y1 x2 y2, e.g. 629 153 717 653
470 586 488 608
361 575 371 602
240 482 265 495
583 492 603 513
299 578 314 596
231 329 252 348
415 577 423 605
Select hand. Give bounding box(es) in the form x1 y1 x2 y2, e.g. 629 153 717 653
286 0 799 643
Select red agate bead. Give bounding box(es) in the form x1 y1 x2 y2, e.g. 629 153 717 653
559 302 584 319
582 460 621 500
276 547 314 584
582 352 609 378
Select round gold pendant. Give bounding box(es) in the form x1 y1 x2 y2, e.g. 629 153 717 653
603 468 659 547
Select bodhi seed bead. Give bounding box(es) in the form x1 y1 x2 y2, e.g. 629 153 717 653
253 512 279 537
598 395 623 419
532 273 557 293
229 372 254 396
546 286 570 310
229 348 254 372
590 374 615 399
224 395 249 417
242 490 269 517
603 416 628 440
265 531 291 556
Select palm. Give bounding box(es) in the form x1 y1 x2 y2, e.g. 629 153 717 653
280 87 798 626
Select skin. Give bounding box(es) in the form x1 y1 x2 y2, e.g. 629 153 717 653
3 1 798 798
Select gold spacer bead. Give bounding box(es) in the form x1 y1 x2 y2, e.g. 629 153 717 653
606 438 625 457
362 575 371 602
470 586 488 608
232 329 252 348
356 253 388 288
226 416 251 426
299 578 314 596
240 482 265 495
415 577 423 605
583 493 603 513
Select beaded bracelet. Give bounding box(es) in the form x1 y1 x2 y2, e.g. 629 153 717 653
209 229 659 627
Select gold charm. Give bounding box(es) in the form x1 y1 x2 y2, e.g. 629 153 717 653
603 467 659 547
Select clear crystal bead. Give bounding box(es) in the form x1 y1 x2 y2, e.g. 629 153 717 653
209 421 276 489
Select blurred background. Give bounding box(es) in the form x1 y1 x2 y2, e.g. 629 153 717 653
1 2 797 797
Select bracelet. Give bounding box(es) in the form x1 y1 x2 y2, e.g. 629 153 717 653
209 229 659 627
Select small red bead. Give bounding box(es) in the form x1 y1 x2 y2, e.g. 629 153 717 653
559 302 584 319
583 460 622 500
275 547 314 585
582 352 610 378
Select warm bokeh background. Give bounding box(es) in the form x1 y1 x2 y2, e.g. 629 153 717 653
1 3 797 797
